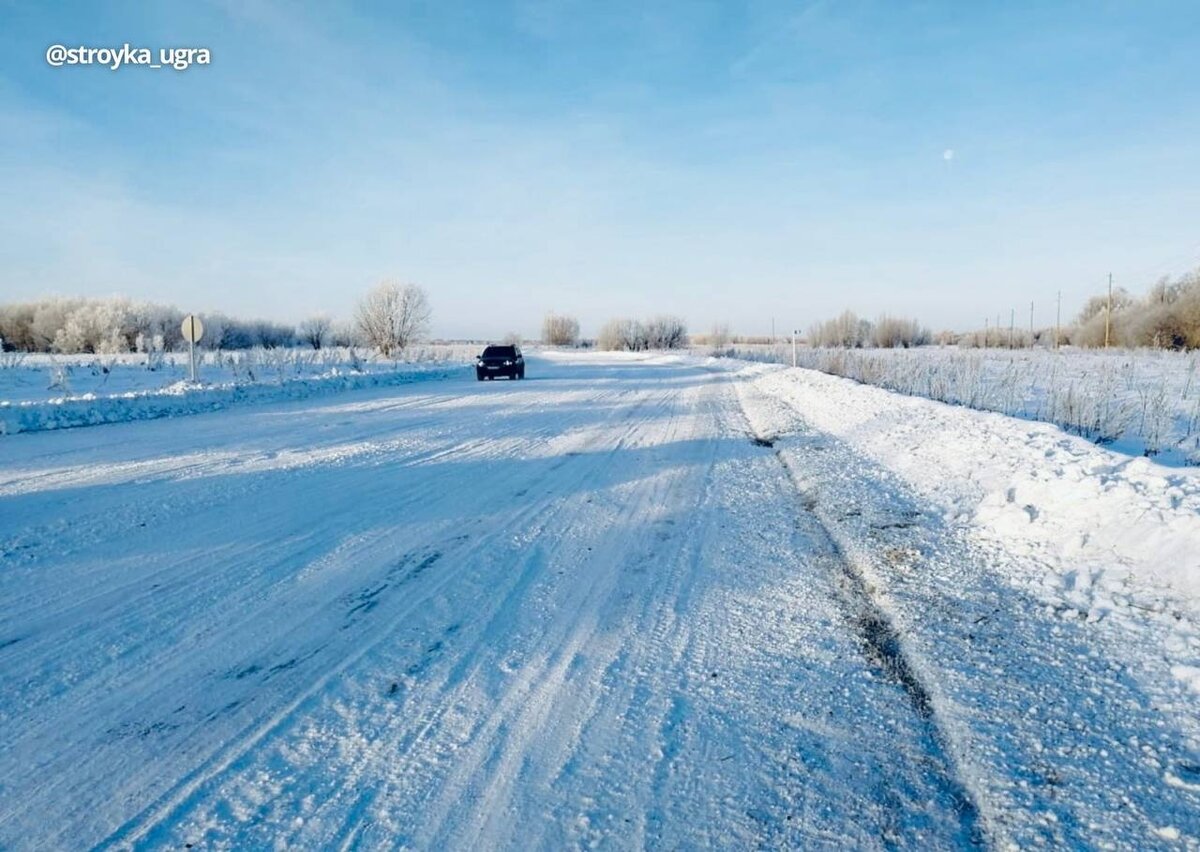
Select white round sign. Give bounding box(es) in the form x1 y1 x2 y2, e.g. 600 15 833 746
181 314 205 344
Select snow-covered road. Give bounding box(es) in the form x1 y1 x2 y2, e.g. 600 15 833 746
2 352 1198 849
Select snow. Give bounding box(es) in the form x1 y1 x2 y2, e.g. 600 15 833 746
732 361 1200 847
1173 665 1200 694
737 359 1200 604
0 346 478 403
1 351 1198 848
716 344 1200 465
0 347 475 435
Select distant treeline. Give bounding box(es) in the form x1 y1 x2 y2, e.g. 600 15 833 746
8 266 1200 355
0 297 348 353
1063 268 1200 349
953 268 1200 350
807 312 930 349
806 267 1200 350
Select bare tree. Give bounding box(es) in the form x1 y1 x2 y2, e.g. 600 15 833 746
542 313 580 346
872 315 930 348
355 281 431 357
0 303 36 351
597 318 634 351
644 315 688 349
808 310 871 348
328 321 360 348
596 316 688 351
251 319 296 348
709 322 731 353
502 331 523 345
298 315 332 350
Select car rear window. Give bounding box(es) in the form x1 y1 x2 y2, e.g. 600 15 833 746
483 346 516 357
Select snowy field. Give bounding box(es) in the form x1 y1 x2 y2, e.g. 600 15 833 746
1 351 1199 848
716 344 1200 465
0 344 479 403
0 345 478 434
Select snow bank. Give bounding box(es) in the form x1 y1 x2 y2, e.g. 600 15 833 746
712 345 1200 465
0 365 468 435
0 345 480 405
740 361 1200 602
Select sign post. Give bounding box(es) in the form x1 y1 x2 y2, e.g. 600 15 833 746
181 315 205 382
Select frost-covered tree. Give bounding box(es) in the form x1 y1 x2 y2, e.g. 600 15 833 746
355 281 431 357
809 310 872 348
126 300 183 351
541 313 579 346
708 322 731 352
53 299 129 353
1068 270 1200 349
0 296 320 353
597 318 640 351
644 315 688 349
0 303 37 351
596 316 687 351
328 321 360 348
872 315 930 348
30 298 81 351
251 319 296 349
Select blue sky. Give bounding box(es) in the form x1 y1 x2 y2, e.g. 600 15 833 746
2 1 1199 339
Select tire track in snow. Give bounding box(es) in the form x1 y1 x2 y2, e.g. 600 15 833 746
104 381 666 849
4 357 1012 847
733 375 989 848
0 383 629 739
318 386 683 848
447 388 698 849
734 363 1200 847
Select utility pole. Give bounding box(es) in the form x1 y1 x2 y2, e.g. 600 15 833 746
792 329 798 367
984 317 989 348
1104 273 1113 349
1056 290 1061 350
1009 308 1014 350
1029 300 1034 349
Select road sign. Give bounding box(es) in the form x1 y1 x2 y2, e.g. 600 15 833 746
181 315 204 344
181 315 204 382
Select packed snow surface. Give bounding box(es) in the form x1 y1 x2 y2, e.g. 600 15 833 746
1 352 1198 849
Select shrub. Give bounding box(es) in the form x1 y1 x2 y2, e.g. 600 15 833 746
541 313 580 346
596 316 688 351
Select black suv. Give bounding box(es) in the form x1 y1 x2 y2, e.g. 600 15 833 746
476 345 525 380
